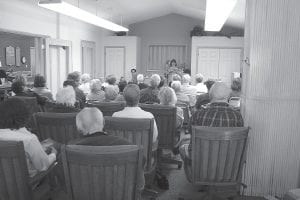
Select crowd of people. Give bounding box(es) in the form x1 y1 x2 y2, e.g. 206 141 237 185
0 68 243 194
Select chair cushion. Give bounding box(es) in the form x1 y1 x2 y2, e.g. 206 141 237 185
284 189 300 200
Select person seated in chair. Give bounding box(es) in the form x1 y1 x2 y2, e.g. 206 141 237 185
31 74 53 101
181 74 197 107
66 72 86 108
171 81 190 106
137 74 148 90
104 85 118 102
78 73 91 95
0 98 57 177
140 74 160 104
194 73 207 94
195 79 216 110
179 82 244 181
113 84 158 145
87 79 105 102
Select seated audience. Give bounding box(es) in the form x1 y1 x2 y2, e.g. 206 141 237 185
195 79 216 110
47 86 80 113
112 84 158 143
171 81 190 106
194 73 207 94
0 98 56 177
103 74 119 93
158 87 184 128
12 80 47 106
66 72 86 108
168 73 181 87
69 107 131 146
31 74 53 101
179 82 244 180
229 77 242 98
104 85 118 102
115 80 127 102
140 74 160 104
78 73 91 95
87 79 105 102
181 74 197 106
137 74 148 90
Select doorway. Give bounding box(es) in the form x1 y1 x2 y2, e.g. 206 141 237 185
104 46 125 80
81 40 96 78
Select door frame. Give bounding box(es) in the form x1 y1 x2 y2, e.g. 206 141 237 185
81 40 96 77
104 46 126 78
45 38 72 93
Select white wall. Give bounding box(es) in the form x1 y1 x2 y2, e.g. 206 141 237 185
103 36 141 80
191 36 244 83
0 0 113 78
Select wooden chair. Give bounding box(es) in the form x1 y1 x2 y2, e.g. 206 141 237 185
140 104 182 169
33 112 80 144
0 140 53 200
86 101 126 116
104 117 155 172
62 144 143 200
189 126 249 199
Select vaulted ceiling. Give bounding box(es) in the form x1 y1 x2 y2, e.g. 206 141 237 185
65 0 246 28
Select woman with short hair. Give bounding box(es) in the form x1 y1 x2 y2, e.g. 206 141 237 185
32 74 53 101
87 79 105 102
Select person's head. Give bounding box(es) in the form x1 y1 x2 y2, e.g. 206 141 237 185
172 74 182 82
204 79 216 91
56 86 76 107
63 79 76 88
90 79 102 94
104 85 118 101
123 84 140 107
195 73 204 83
67 72 81 87
81 73 91 84
209 82 231 103
106 74 117 85
76 107 104 136
231 77 242 92
158 87 177 106
118 80 127 93
14 75 26 86
149 74 161 88
170 59 177 67
182 74 191 84
11 80 25 94
0 98 30 130
137 74 144 83
158 76 165 89
33 74 46 88
171 81 181 93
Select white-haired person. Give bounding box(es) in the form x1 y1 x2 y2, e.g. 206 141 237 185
181 74 197 106
158 87 184 128
195 73 207 94
139 74 160 104
112 84 158 144
171 81 190 106
47 86 80 113
179 82 244 181
104 85 118 102
137 74 148 90
78 73 91 95
87 79 105 102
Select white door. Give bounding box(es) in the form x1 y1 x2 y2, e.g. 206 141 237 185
105 47 125 80
197 48 220 81
45 39 72 99
81 41 96 77
218 48 242 85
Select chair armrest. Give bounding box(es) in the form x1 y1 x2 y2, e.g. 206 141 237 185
29 162 57 186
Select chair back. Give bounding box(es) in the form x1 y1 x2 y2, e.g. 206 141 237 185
140 104 176 149
86 101 125 116
0 141 32 200
191 126 249 186
34 112 80 144
9 96 41 113
62 145 143 200
104 117 154 172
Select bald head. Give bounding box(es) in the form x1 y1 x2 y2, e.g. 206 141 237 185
209 82 231 103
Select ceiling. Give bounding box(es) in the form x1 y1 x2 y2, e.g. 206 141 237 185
65 0 246 29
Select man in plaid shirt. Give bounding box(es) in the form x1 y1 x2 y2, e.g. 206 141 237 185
179 82 244 181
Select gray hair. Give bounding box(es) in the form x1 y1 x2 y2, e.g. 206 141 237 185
90 79 102 93
150 74 161 88
137 74 144 83
171 81 181 93
81 73 91 83
209 82 231 102
182 74 191 84
56 86 76 106
158 87 177 106
76 107 104 135
195 73 204 83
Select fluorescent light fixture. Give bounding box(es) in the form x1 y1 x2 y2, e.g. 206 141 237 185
205 0 237 31
38 0 128 32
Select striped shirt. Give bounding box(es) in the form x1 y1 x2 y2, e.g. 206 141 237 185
190 102 244 127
